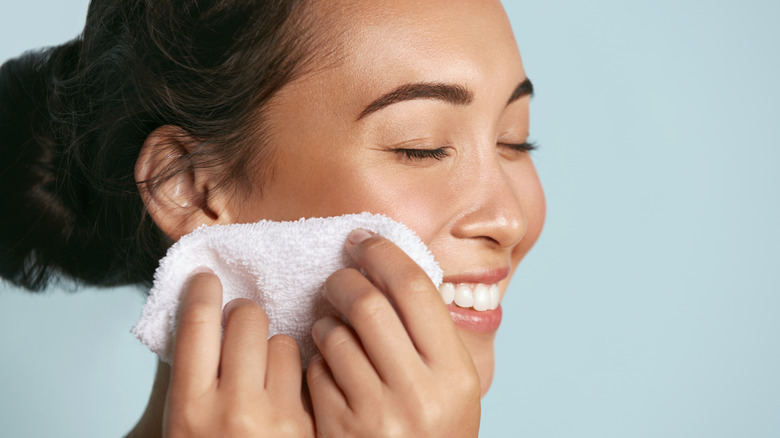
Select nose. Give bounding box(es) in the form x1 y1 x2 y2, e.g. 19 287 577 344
451 156 527 249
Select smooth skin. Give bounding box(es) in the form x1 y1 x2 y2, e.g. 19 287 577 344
162 274 314 438
128 0 545 436
307 229 480 436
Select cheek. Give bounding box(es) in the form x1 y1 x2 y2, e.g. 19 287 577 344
294 159 456 241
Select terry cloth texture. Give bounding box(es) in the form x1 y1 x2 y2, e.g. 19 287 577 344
132 213 442 366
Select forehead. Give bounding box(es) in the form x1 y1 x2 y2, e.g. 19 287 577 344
301 0 525 103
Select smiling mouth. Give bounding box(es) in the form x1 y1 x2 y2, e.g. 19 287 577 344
438 282 501 311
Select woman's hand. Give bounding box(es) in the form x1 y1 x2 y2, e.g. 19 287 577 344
163 272 314 438
307 230 481 437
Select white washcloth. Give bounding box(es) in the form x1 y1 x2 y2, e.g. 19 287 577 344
132 212 442 366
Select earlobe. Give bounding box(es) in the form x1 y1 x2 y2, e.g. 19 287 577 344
135 125 232 241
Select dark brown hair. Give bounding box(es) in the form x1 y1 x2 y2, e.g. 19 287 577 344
0 0 321 291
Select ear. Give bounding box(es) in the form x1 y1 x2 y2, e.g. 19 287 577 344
135 125 234 241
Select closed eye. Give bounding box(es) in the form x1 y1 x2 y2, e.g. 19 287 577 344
499 141 537 153
394 147 450 161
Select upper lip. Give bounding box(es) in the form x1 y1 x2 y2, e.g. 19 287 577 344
441 267 509 285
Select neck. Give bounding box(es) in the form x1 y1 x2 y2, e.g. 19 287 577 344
126 359 170 438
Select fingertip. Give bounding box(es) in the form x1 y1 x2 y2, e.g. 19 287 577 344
344 231 396 267
222 297 262 317
170 271 224 387
183 270 222 295
346 228 375 246
178 272 223 317
221 298 269 334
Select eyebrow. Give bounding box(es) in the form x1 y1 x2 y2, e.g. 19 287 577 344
357 78 534 121
507 78 534 105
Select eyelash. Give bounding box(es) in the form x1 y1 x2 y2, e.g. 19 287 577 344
500 141 538 153
395 148 450 161
394 142 538 161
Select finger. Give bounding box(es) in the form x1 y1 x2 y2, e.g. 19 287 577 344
265 334 303 403
345 230 461 360
306 353 349 415
170 272 223 396
323 269 421 382
311 316 382 402
219 298 269 391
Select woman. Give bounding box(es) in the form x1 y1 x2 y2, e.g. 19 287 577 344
0 0 544 436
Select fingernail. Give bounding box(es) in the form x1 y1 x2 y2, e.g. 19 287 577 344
347 229 373 245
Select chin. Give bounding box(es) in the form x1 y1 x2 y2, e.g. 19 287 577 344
457 327 498 398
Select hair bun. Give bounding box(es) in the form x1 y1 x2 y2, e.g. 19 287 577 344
0 40 90 290
2 0 315 291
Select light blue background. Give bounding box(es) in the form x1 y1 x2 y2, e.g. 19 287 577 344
1 1 778 437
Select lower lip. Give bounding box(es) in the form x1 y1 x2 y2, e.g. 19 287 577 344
448 304 503 333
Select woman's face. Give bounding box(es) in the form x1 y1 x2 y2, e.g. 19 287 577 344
231 0 545 396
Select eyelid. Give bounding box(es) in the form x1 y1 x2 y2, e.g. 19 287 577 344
393 147 450 161
498 141 537 152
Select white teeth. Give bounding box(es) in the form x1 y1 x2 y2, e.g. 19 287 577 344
439 283 455 305
438 282 501 311
453 284 474 308
489 284 500 310
473 284 490 311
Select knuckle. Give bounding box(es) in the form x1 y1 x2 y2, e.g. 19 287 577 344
325 268 364 296
179 300 216 328
319 324 355 354
401 273 434 295
415 401 445 432
165 400 204 436
375 416 407 438
306 356 327 381
362 235 395 257
270 415 305 437
444 364 480 399
348 288 388 319
327 267 358 284
455 364 482 395
222 411 257 435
